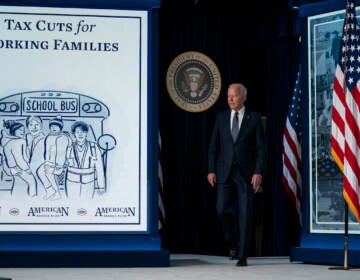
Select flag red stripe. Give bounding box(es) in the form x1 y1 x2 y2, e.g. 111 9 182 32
333 73 347 108
331 99 345 135
281 176 297 205
281 175 302 228
344 143 359 179
332 72 346 135
345 112 360 154
282 151 301 198
281 164 302 227
351 82 360 104
284 126 301 168
331 136 344 170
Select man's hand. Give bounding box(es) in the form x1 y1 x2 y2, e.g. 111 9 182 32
251 174 263 193
207 173 216 187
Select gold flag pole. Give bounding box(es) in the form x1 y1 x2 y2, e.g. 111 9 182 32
329 200 350 270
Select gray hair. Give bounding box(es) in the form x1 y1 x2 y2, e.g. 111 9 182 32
228 83 247 97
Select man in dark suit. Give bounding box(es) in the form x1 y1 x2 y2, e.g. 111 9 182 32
207 83 265 267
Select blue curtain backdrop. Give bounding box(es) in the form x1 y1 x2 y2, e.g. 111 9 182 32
158 0 302 256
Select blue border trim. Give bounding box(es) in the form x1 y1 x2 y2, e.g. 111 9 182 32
299 0 345 17
0 0 169 267
0 0 161 10
148 8 160 234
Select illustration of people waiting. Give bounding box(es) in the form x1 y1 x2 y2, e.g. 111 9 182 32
25 116 46 186
1 120 37 197
37 116 71 200
65 121 105 199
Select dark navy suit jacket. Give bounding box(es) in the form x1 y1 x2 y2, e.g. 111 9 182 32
207 108 265 183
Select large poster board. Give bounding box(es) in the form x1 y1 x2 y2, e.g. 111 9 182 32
0 5 149 232
308 8 360 234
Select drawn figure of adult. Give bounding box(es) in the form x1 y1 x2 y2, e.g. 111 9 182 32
2 120 37 197
25 116 45 184
37 116 71 200
207 83 266 267
66 121 105 199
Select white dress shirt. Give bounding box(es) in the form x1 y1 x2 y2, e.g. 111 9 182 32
231 106 245 130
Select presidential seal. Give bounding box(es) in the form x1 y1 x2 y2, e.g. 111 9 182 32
166 51 221 112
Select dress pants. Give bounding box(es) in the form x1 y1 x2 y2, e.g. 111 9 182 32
216 163 255 259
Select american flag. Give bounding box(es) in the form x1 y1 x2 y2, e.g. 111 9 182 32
331 0 360 223
158 132 165 229
282 66 302 229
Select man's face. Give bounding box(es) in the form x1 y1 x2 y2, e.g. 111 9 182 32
227 86 246 111
74 127 87 143
50 124 60 133
28 120 42 135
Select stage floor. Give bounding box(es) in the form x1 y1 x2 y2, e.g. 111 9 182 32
0 254 359 280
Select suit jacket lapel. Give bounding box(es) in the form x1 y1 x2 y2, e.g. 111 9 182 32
239 109 251 136
226 110 232 137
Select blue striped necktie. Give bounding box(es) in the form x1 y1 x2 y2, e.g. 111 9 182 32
231 112 239 141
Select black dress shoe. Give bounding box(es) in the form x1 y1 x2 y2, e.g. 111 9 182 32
229 249 237 260
236 258 247 267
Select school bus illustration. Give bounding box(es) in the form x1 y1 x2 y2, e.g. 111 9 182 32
0 91 116 200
